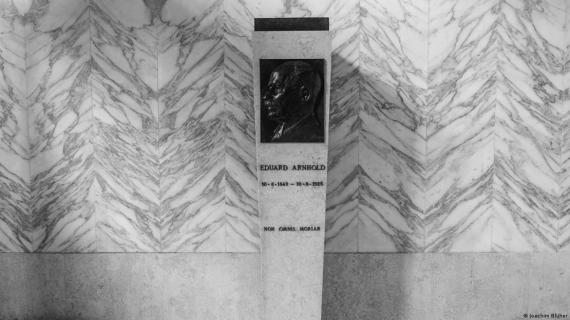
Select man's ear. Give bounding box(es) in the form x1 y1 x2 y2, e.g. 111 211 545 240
300 85 311 103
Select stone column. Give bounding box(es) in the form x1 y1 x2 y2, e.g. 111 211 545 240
253 18 331 320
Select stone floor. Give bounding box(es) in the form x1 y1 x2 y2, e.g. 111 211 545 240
0 253 568 319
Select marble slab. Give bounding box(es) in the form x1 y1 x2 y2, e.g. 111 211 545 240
89 0 159 252
494 0 566 252
0 5 30 252
28 0 95 252
425 0 496 252
254 23 330 320
357 0 428 252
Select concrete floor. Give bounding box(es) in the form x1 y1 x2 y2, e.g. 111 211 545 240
0 253 568 319
322 253 570 320
0 253 261 320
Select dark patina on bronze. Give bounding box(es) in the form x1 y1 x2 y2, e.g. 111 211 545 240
260 59 325 143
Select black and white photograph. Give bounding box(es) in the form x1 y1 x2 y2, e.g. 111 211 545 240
0 1 568 319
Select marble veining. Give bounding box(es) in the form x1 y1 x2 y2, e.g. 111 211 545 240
425 0 496 252
323 0 570 252
357 0 428 252
0 4 30 252
28 0 95 252
324 0 360 252
0 0 260 252
495 0 568 252
90 0 161 251
1 0 569 252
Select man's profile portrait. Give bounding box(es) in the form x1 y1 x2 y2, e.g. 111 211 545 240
260 59 325 143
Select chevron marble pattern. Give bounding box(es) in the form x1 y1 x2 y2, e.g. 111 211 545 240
0 3 30 252
495 0 568 252
0 0 259 252
324 0 570 252
90 0 161 251
425 0 496 252
0 0 569 253
27 0 95 252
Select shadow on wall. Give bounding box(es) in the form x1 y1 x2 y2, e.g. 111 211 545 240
321 50 411 319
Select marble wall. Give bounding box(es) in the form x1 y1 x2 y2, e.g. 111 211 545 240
326 0 570 253
0 0 258 252
0 0 568 252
